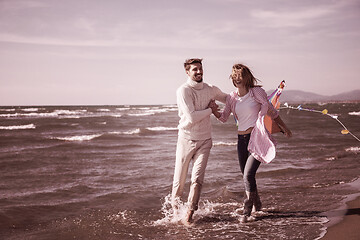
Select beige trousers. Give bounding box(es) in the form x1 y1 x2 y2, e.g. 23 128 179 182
171 137 212 211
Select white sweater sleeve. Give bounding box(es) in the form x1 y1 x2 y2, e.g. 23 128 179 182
177 87 212 124
212 85 227 104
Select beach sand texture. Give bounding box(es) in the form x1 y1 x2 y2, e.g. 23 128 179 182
322 196 360 240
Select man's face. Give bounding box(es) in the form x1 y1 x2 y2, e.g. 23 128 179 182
186 63 203 82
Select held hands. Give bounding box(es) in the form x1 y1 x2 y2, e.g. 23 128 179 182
208 100 221 118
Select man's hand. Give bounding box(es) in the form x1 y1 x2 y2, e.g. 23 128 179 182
208 100 220 118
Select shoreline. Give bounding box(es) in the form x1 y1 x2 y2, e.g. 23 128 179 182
321 196 360 239
321 178 360 239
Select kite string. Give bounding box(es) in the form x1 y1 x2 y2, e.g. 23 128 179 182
280 103 360 142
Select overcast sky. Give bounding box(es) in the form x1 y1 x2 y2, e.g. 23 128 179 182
1 0 359 105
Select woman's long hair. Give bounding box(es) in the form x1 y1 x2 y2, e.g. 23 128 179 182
230 63 261 90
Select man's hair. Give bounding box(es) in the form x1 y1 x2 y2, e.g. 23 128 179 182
184 58 203 71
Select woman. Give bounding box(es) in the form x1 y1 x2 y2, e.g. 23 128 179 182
209 63 292 223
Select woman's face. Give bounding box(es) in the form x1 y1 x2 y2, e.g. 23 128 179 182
232 73 244 88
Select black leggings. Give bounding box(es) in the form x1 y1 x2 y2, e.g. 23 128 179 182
237 134 261 192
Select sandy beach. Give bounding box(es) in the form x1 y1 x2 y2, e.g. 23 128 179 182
322 196 360 239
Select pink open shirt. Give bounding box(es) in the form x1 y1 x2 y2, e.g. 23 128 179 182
218 87 279 163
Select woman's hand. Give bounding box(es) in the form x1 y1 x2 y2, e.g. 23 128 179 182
274 116 292 138
279 124 292 138
283 128 292 138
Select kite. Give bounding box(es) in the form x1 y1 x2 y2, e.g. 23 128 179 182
234 79 359 142
264 80 286 134
281 102 360 142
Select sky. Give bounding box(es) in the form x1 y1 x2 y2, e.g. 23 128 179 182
0 0 360 105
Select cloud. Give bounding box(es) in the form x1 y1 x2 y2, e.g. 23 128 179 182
0 33 119 47
250 6 335 28
0 0 46 11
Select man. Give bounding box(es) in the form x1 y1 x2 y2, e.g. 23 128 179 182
171 58 227 225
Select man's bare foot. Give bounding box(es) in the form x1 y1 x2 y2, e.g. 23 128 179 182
182 210 194 226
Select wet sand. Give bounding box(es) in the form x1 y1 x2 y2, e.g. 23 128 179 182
322 196 360 239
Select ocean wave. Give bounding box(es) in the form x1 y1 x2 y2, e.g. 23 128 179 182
58 115 81 119
0 109 87 118
0 108 15 111
116 107 131 111
324 147 359 161
345 147 360 153
146 127 177 131
97 109 110 112
108 127 176 136
126 107 178 117
110 129 141 135
123 129 141 135
0 112 57 118
111 114 122 118
213 141 237 147
53 134 102 141
128 113 155 117
147 108 176 114
162 104 177 108
21 108 41 112
54 110 87 115
0 124 36 130
348 111 360 116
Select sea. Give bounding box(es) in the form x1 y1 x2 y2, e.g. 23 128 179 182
0 102 359 240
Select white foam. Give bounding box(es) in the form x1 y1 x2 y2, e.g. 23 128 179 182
345 146 360 153
162 104 177 108
128 113 155 117
58 115 81 119
0 109 86 118
153 195 240 226
146 127 177 131
54 134 102 141
111 114 122 118
348 111 360 116
123 129 141 135
109 129 141 135
0 108 15 111
0 112 56 118
21 108 40 112
0 124 36 130
213 141 237 147
54 110 86 115
97 108 110 112
147 109 173 114
116 107 131 111
153 194 186 225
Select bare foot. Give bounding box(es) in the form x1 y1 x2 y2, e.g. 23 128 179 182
239 215 255 223
182 210 194 226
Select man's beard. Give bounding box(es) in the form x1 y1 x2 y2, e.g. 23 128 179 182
195 76 203 83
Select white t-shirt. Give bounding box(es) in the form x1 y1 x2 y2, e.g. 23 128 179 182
234 92 261 131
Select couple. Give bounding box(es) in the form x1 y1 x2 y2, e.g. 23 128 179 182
171 58 292 225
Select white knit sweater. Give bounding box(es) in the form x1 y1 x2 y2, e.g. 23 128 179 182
177 78 227 140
